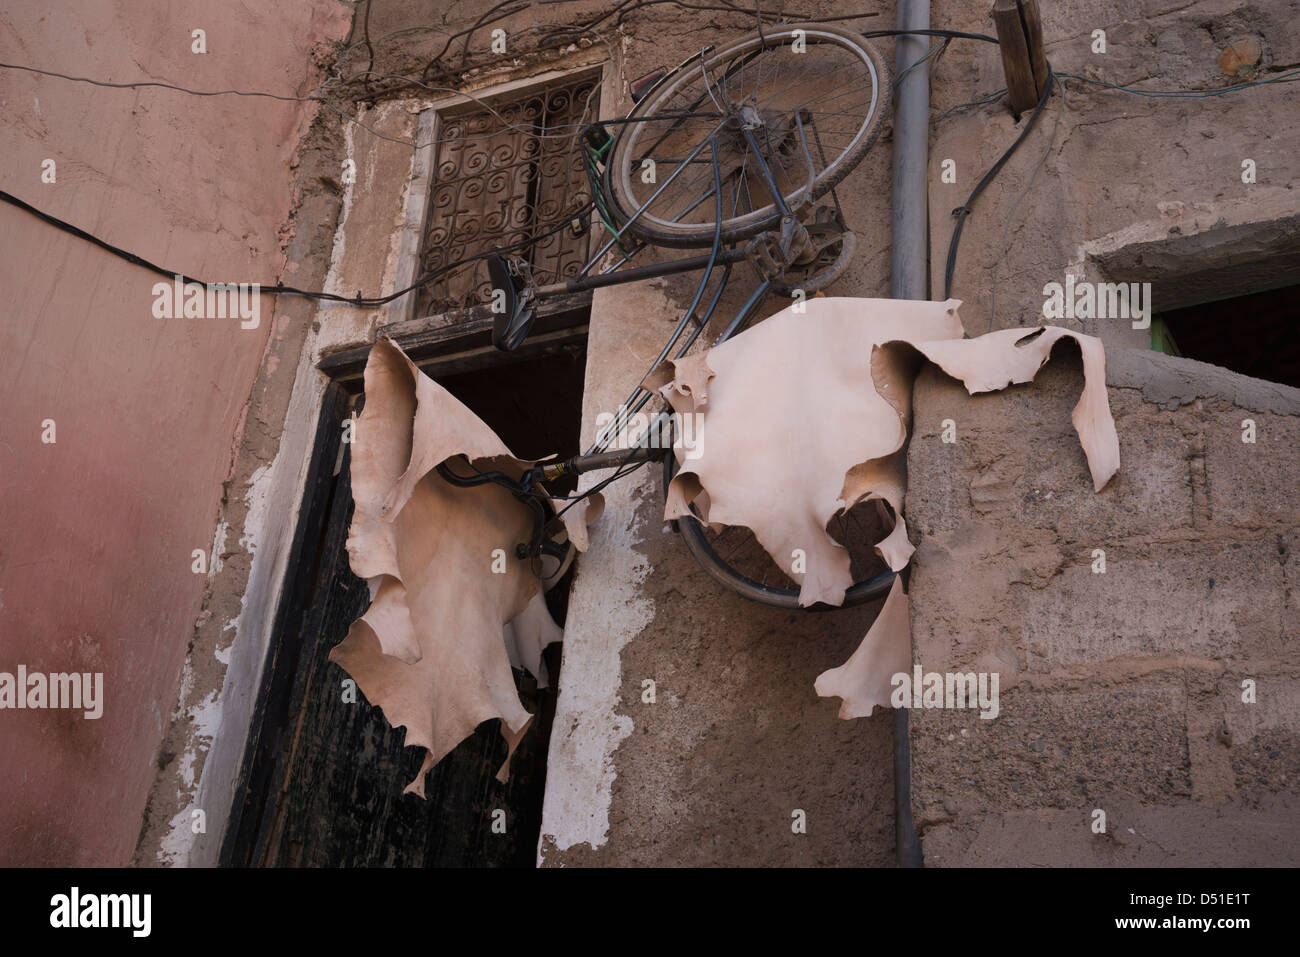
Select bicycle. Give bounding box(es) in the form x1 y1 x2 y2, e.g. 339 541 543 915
444 23 896 609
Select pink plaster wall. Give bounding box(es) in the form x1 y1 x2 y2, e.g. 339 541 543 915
0 0 351 865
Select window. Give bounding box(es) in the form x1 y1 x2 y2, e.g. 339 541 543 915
1153 282 1300 389
415 70 601 319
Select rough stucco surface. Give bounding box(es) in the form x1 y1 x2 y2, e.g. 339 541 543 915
0 1 352 865
927 0 1300 338
538 0 1300 866
8 0 1289 869
544 489 897 866
539 0 903 866
906 346 1300 865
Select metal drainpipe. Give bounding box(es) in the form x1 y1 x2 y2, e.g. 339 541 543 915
889 0 929 869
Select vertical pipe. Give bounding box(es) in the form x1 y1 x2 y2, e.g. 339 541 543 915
891 0 931 301
889 0 929 870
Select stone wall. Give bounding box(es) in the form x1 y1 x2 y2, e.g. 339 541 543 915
905 346 1300 865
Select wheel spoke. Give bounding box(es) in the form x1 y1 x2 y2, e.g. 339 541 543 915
609 26 887 245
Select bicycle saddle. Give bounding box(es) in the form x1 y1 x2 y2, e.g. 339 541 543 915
487 253 537 352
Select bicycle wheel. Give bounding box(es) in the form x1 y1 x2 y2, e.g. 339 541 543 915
663 446 896 609
606 24 891 248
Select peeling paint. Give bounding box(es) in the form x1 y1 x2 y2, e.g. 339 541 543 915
325 117 358 294
538 471 656 859
156 674 221 864
208 521 230 579
239 463 276 558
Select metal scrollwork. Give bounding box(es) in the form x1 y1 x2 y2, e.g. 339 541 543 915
417 73 599 317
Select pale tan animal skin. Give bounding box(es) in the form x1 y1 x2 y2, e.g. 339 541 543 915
654 298 1119 716
332 338 596 793
337 300 1121 793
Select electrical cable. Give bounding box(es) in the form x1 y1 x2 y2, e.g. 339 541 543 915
894 37 948 90
0 60 325 101
989 76 1064 330
863 28 997 44
1057 67 1300 98
9 25 1295 308
0 186 593 307
931 87 1006 124
942 62 1055 302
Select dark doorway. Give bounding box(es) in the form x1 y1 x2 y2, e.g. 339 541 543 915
224 346 586 867
1155 282 1300 389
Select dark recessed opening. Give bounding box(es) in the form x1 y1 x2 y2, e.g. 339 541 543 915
1155 282 1300 389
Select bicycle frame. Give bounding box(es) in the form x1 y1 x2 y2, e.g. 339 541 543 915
501 111 819 467
466 133 769 557
472 40 857 568
413 23 926 617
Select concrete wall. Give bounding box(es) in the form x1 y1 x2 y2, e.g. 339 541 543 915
0 1 351 866
927 0 1300 336
896 0 1300 865
906 348 1300 865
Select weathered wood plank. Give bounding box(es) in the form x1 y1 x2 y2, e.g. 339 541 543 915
319 294 590 382
1021 0 1049 99
992 0 1047 117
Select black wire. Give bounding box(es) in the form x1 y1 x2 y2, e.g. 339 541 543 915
863 28 998 44
942 62 1055 302
0 21 998 308
554 456 643 515
0 186 592 307
0 61 324 100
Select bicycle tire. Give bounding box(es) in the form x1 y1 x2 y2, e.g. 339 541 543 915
606 24 891 249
